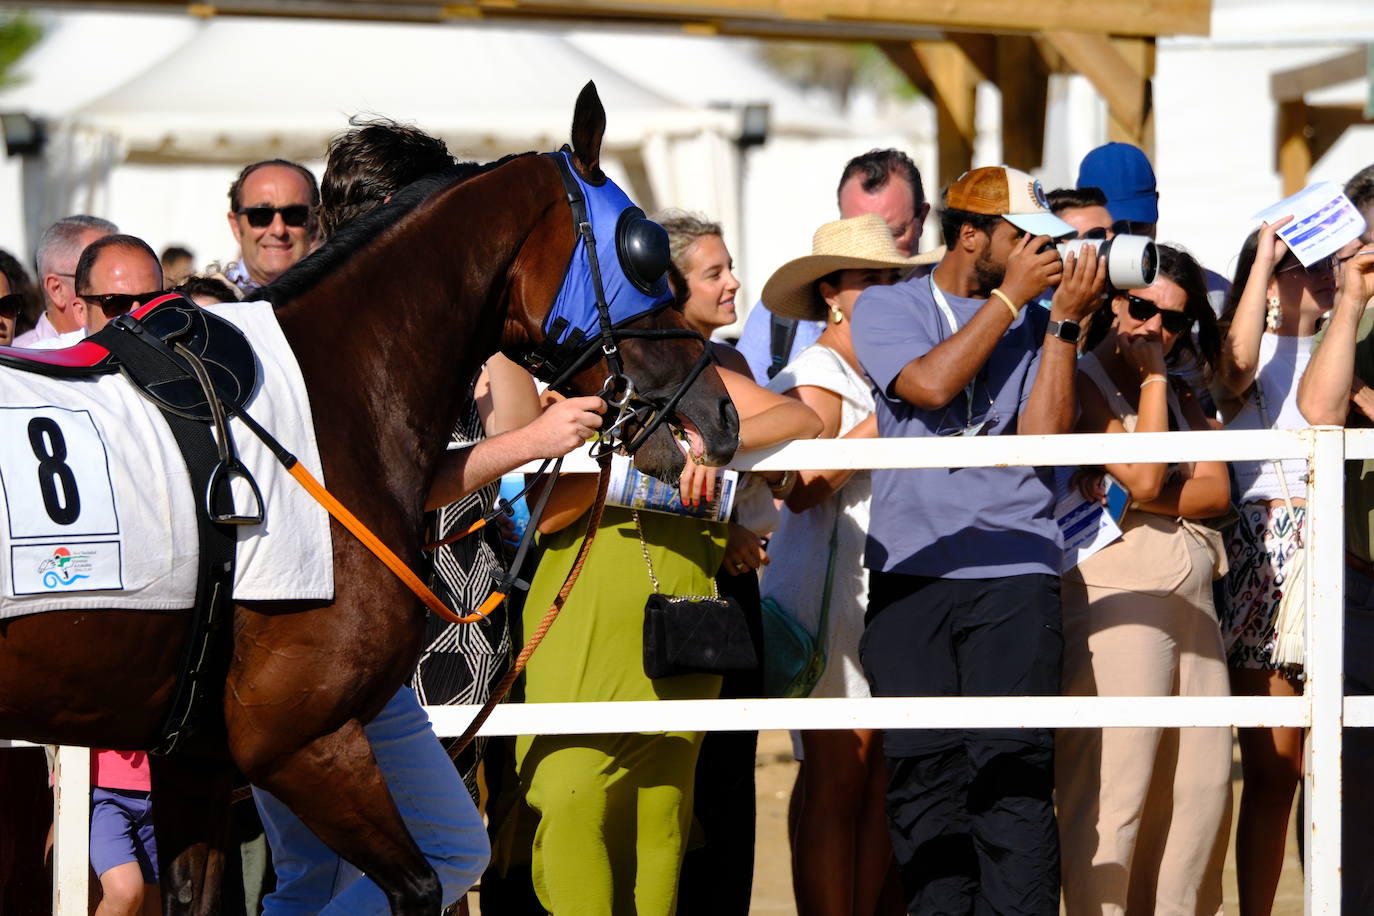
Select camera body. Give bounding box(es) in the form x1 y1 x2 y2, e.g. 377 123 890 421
1057 235 1158 290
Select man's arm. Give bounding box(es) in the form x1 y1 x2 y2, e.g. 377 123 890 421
892 234 1062 410
1018 247 1108 435
424 395 605 510
1298 251 1374 425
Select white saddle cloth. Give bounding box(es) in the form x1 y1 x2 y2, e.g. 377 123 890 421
0 299 333 617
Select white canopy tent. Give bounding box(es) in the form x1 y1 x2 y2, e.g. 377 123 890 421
0 12 891 318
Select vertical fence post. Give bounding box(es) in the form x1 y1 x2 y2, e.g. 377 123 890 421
52 745 89 916
1305 426 1345 914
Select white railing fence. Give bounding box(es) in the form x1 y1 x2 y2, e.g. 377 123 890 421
11 426 1371 914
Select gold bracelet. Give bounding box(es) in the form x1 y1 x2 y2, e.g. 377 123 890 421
766 469 796 498
1140 374 1167 389
989 287 1019 319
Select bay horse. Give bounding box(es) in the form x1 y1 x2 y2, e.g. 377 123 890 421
0 84 738 914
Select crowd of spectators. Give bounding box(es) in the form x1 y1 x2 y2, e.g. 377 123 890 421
2 119 1374 916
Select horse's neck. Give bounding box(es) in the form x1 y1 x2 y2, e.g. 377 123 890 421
274 158 556 527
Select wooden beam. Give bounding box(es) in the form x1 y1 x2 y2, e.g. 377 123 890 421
1272 49 1367 103
995 35 1049 172
1308 104 1370 164
1277 99 1312 197
1106 36 1156 156
882 40 978 191
1041 30 1153 153
21 0 1214 38
947 32 997 82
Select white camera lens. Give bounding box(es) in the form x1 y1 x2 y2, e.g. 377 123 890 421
1057 235 1158 289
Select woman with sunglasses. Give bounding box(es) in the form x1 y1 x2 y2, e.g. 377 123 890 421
1215 216 1333 915
0 273 17 347
1057 245 1233 915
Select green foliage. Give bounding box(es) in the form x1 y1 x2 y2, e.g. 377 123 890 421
755 41 919 110
0 12 42 90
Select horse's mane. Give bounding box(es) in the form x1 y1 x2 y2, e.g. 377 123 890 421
262 151 535 306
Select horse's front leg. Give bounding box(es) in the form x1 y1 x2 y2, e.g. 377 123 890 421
241 688 488 916
149 752 235 916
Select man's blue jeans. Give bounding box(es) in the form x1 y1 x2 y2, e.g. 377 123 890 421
253 687 490 915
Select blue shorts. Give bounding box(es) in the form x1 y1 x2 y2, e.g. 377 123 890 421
90 787 158 884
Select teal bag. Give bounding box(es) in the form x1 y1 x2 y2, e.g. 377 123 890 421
760 515 839 698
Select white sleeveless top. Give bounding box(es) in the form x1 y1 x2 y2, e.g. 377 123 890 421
761 344 874 698
1226 333 1312 503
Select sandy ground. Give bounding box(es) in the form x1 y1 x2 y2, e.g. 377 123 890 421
473 729 1304 914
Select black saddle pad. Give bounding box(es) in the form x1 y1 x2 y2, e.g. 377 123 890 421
85 296 260 422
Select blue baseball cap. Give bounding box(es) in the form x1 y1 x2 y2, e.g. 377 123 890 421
1076 142 1159 225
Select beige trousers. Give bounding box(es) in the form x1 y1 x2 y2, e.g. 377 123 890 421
1057 533 1233 916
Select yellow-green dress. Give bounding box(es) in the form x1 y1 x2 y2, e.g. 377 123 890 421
510 505 726 916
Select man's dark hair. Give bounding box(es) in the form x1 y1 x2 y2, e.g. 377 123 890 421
227 159 320 213
176 274 238 304
320 118 456 238
1047 186 1108 215
160 245 194 267
74 235 161 295
938 206 1001 249
1346 164 1374 210
837 148 926 212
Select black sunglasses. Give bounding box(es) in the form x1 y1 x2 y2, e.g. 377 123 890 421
80 291 163 315
0 292 21 317
1124 294 1193 334
236 204 312 229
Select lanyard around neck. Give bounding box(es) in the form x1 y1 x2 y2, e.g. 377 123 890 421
928 275 978 431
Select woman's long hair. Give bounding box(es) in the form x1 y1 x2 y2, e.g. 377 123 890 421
1082 243 1221 377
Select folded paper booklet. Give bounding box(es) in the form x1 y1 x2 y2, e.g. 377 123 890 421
1054 469 1126 573
606 453 737 522
1253 181 1366 267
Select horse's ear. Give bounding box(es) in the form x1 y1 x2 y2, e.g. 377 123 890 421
569 81 605 182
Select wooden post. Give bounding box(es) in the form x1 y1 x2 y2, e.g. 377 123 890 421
1277 99 1312 197
879 40 979 191
996 35 1049 172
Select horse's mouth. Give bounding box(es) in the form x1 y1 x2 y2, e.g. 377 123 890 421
668 413 707 464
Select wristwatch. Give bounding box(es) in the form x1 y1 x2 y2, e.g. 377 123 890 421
1046 319 1082 344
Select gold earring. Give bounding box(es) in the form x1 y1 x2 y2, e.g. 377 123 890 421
1266 296 1282 332
830 306 844 324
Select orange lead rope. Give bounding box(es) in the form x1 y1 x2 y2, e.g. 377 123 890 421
285 462 499 626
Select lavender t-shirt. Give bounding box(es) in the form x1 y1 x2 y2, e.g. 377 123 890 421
852 274 1062 579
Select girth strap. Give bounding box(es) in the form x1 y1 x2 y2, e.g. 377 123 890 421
93 321 239 755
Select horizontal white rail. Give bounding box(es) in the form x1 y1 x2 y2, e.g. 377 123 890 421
429 696 1310 735
28 425 1372 915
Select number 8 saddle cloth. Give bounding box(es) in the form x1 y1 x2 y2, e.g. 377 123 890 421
0 299 333 617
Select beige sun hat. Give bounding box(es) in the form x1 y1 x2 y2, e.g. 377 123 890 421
762 213 925 321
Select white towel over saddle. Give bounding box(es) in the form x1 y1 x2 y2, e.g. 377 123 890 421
0 299 333 617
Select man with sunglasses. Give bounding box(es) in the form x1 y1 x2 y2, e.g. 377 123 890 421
852 165 1107 916
71 235 163 335
222 159 319 295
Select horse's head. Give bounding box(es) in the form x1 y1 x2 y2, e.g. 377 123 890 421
504 82 739 483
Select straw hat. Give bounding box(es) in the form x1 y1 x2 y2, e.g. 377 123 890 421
762 213 925 321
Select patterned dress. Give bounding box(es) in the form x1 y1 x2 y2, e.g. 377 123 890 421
409 399 512 802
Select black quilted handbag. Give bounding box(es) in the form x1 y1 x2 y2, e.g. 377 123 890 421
634 511 758 679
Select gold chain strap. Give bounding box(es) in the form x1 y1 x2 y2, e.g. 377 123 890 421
632 510 720 598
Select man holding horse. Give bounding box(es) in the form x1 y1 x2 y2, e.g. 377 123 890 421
240 117 610 916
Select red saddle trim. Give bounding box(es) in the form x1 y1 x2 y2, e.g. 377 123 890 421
0 294 182 369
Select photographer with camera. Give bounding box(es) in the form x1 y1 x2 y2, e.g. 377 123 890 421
852 166 1105 915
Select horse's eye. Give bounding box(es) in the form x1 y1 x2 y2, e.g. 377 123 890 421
616 207 671 296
